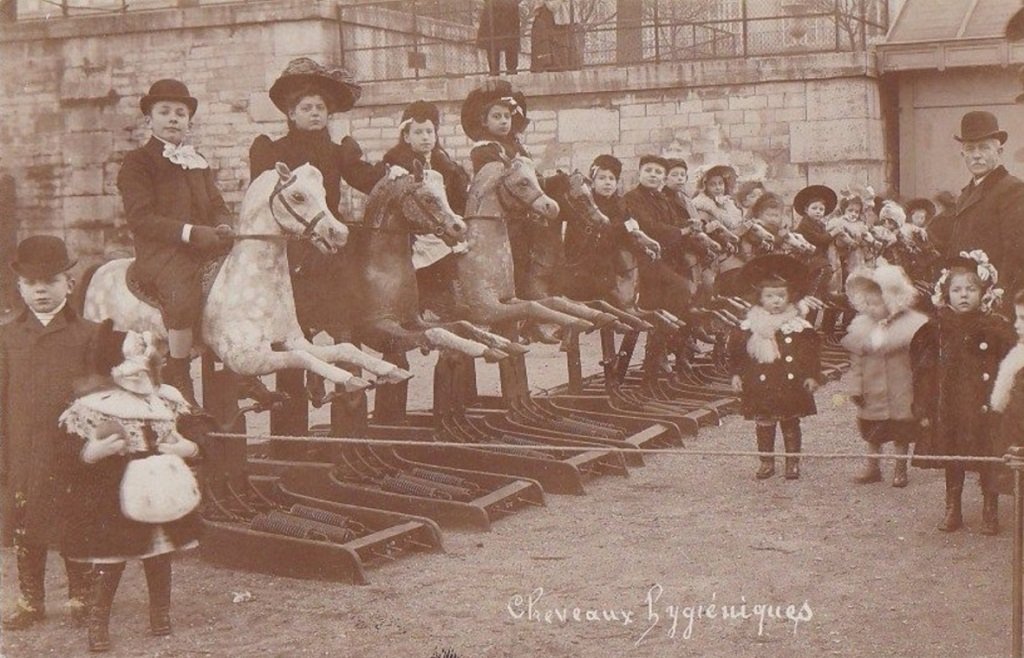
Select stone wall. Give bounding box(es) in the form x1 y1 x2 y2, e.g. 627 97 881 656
0 0 893 274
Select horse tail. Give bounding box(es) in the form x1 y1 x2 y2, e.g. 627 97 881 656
70 261 102 318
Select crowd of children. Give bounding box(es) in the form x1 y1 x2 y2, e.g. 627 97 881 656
4 65 1024 653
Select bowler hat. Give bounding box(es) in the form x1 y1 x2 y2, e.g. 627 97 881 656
954 111 1008 144
738 253 810 297
269 57 361 115
460 79 529 142
140 79 198 117
401 100 440 128
10 235 77 279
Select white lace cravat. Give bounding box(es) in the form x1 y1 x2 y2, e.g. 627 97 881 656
162 142 209 170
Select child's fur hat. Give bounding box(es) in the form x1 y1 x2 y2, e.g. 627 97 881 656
845 264 917 315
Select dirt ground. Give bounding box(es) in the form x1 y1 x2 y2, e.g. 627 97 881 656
0 333 1016 657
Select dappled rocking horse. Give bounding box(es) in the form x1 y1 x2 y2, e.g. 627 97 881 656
81 162 412 411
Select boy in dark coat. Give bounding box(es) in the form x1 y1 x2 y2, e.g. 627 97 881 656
0 236 100 629
729 254 822 480
116 79 234 404
912 250 1015 534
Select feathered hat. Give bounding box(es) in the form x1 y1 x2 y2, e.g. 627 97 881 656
460 79 528 142
269 57 361 115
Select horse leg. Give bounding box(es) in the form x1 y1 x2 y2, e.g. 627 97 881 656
422 327 509 362
535 296 620 330
503 299 595 332
228 348 372 392
445 320 530 355
284 338 413 384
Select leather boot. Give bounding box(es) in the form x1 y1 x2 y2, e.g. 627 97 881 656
938 487 963 532
2 545 47 630
65 558 92 627
143 556 172 636
164 357 198 408
981 493 1000 536
87 562 124 653
854 443 883 484
782 421 802 480
755 424 776 480
891 443 909 488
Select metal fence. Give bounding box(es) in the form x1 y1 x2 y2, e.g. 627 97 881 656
338 0 890 83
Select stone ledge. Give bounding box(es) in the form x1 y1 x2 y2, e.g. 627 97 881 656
360 51 879 108
0 0 333 42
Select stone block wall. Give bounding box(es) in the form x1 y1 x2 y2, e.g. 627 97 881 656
0 0 893 273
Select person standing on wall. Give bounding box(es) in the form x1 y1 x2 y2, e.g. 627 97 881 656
478 0 522 76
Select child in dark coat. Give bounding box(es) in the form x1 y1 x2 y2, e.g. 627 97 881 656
912 250 1015 534
60 330 202 652
0 236 101 630
729 254 822 480
842 265 929 488
117 79 235 404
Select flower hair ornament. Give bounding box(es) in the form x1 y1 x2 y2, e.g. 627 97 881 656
499 96 525 118
930 249 1004 312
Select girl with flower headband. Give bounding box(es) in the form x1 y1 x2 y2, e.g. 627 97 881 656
910 249 1015 534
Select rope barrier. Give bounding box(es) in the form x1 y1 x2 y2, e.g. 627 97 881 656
207 432 1007 463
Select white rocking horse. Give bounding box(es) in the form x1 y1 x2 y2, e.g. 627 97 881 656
82 162 411 392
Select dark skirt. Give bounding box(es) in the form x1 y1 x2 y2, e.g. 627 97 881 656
858 418 918 446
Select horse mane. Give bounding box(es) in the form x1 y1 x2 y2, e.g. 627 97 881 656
364 174 410 230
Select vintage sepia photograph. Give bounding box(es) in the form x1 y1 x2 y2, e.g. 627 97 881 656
1 0 1024 655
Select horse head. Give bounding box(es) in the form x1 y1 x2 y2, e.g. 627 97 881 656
370 161 467 245
739 220 775 255
267 162 348 254
702 218 740 251
497 155 560 220
684 229 722 261
565 170 610 232
778 230 815 256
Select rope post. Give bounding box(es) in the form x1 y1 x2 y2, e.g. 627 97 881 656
1009 445 1024 658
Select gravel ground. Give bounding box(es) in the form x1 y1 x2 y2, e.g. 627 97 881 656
1 332 1015 657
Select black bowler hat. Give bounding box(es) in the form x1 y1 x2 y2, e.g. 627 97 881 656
140 79 198 117
793 184 838 217
954 111 1008 144
10 235 77 279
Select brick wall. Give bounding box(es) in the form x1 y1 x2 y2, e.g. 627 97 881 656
0 0 893 274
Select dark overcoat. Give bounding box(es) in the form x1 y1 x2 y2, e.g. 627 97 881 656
911 309 1015 470
948 165 1024 300
477 0 521 50
622 185 692 316
728 324 822 420
794 216 833 296
0 306 99 546
116 137 233 328
249 128 386 337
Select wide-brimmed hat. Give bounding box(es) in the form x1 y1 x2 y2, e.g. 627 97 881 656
954 111 1008 144
590 154 622 179
10 235 76 279
140 79 198 117
845 264 917 314
460 79 529 142
905 197 936 219
269 57 361 115
738 253 810 296
401 100 440 128
793 184 837 217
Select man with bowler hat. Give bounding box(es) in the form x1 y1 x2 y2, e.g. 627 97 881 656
0 236 105 629
944 111 1024 304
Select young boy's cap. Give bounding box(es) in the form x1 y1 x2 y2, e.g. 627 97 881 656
738 253 809 296
140 79 198 117
11 235 76 279
590 154 622 179
460 79 529 141
793 184 837 217
664 158 688 172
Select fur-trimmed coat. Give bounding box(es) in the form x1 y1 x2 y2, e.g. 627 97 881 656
728 306 822 420
911 309 1016 470
842 309 929 421
990 343 1024 494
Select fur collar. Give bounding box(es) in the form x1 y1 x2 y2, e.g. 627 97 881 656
841 309 928 356
992 343 1024 413
742 305 811 364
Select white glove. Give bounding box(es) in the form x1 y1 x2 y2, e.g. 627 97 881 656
157 437 200 459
